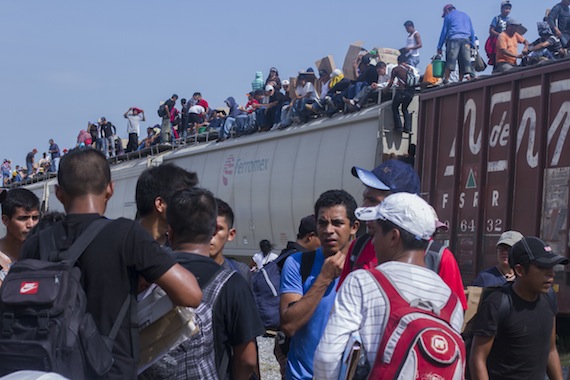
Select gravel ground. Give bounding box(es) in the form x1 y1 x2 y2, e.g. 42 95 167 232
257 335 281 380
256 335 569 380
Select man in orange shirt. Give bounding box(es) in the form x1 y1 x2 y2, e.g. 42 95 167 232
494 18 529 73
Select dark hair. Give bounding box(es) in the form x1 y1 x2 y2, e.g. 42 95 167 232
193 92 201 97
314 189 358 225
215 198 234 228
171 94 179 99
29 211 65 237
58 148 110 197
135 163 198 217
376 61 387 69
259 239 273 254
167 187 217 245
404 20 414 27
397 53 407 63
1 188 40 218
376 219 429 251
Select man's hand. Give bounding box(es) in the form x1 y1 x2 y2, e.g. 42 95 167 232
320 251 346 281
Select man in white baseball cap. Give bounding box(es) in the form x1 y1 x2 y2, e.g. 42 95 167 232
314 193 464 379
472 230 523 287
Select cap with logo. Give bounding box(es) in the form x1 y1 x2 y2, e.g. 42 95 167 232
497 230 523 247
352 160 420 194
355 193 436 240
509 236 569 268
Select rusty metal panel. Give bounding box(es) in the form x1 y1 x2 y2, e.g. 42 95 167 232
419 59 570 313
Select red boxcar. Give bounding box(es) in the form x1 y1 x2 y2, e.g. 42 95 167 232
418 59 570 313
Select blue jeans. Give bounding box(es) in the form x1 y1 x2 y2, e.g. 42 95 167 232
50 157 60 172
221 117 236 138
26 162 33 177
406 55 420 67
445 38 474 77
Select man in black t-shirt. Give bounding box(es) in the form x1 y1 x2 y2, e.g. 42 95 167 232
20 148 202 379
97 117 117 158
470 236 567 380
210 198 252 286
166 188 264 380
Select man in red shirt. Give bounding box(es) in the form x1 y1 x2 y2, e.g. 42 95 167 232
338 159 468 309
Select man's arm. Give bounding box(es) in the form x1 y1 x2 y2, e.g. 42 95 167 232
123 109 130 118
546 316 564 380
232 340 257 380
547 5 562 37
154 263 202 307
437 19 449 51
469 335 494 380
141 111 145 122
280 251 344 336
414 31 423 50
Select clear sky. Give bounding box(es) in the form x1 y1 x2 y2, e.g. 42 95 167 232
0 0 545 168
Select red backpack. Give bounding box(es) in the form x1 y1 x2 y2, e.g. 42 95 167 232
368 268 466 380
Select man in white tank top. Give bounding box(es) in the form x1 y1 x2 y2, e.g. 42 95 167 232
402 20 422 67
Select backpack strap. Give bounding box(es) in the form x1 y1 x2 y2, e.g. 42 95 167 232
425 240 445 274
300 250 316 284
39 218 111 264
348 234 372 271
368 268 459 324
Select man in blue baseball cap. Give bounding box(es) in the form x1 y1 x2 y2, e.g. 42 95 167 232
338 159 467 309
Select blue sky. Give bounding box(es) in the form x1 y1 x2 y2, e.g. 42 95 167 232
0 1 543 167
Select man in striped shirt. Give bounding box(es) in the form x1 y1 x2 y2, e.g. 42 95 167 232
314 193 464 379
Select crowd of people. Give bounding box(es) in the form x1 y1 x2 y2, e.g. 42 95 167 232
3 1 567 188
0 148 567 379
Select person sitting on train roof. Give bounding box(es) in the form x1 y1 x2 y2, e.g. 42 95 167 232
493 18 530 73
137 125 161 151
343 55 378 106
280 69 319 128
343 62 390 112
262 84 287 131
322 69 352 117
527 21 567 61
265 67 282 92
471 230 523 288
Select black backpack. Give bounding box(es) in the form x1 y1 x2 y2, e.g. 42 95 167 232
157 104 167 117
0 219 131 379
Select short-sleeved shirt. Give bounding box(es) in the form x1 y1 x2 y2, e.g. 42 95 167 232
496 32 526 64
49 143 60 159
25 151 34 164
21 214 176 379
174 253 264 380
471 266 509 288
490 15 509 33
280 248 338 380
472 284 557 379
338 236 468 310
126 113 144 135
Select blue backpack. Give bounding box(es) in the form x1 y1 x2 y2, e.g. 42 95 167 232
251 249 315 330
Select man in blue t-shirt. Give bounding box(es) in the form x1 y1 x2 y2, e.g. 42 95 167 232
280 190 359 380
48 138 61 172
